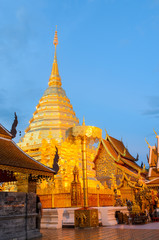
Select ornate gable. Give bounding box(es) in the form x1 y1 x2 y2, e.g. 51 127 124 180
94 142 116 184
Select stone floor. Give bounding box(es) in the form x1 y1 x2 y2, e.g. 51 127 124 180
35 222 159 240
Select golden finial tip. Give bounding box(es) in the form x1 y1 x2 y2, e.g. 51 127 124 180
105 129 108 139
145 137 150 147
53 27 58 46
82 116 85 126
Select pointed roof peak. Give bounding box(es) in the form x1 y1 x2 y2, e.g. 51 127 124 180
49 27 61 87
82 116 85 126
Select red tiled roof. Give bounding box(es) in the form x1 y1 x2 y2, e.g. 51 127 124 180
108 135 136 161
102 139 118 159
0 136 55 177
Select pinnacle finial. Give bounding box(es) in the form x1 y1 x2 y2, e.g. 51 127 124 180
82 116 85 126
105 129 108 139
53 27 58 46
145 138 150 148
153 128 158 137
49 27 61 86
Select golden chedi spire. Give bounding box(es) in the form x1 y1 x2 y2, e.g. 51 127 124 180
18 27 79 146
49 27 61 87
82 116 85 126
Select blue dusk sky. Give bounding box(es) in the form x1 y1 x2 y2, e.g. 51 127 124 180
0 0 159 167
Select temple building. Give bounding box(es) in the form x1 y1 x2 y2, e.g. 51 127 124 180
145 130 159 190
94 132 147 202
16 29 150 208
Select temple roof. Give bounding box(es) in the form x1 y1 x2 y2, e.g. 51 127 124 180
146 178 159 186
107 135 136 161
0 125 55 177
94 136 143 173
102 139 118 159
116 163 139 178
0 124 12 139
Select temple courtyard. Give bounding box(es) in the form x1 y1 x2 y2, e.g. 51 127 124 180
37 222 159 240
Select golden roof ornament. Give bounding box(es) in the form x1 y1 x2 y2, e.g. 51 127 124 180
138 169 141 177
118 154 121 161
145 138 150 148
105 129 108 139
124 148 126 156
153 128 158 137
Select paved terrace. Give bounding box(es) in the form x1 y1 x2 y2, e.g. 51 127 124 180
36 222 159 240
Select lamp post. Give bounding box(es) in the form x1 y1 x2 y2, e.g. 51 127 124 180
66 118 102 227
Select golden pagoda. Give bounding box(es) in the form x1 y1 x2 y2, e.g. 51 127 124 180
18 29 110 208
19 29 79 150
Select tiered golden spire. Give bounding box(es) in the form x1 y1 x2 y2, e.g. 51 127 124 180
49 27 61 86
